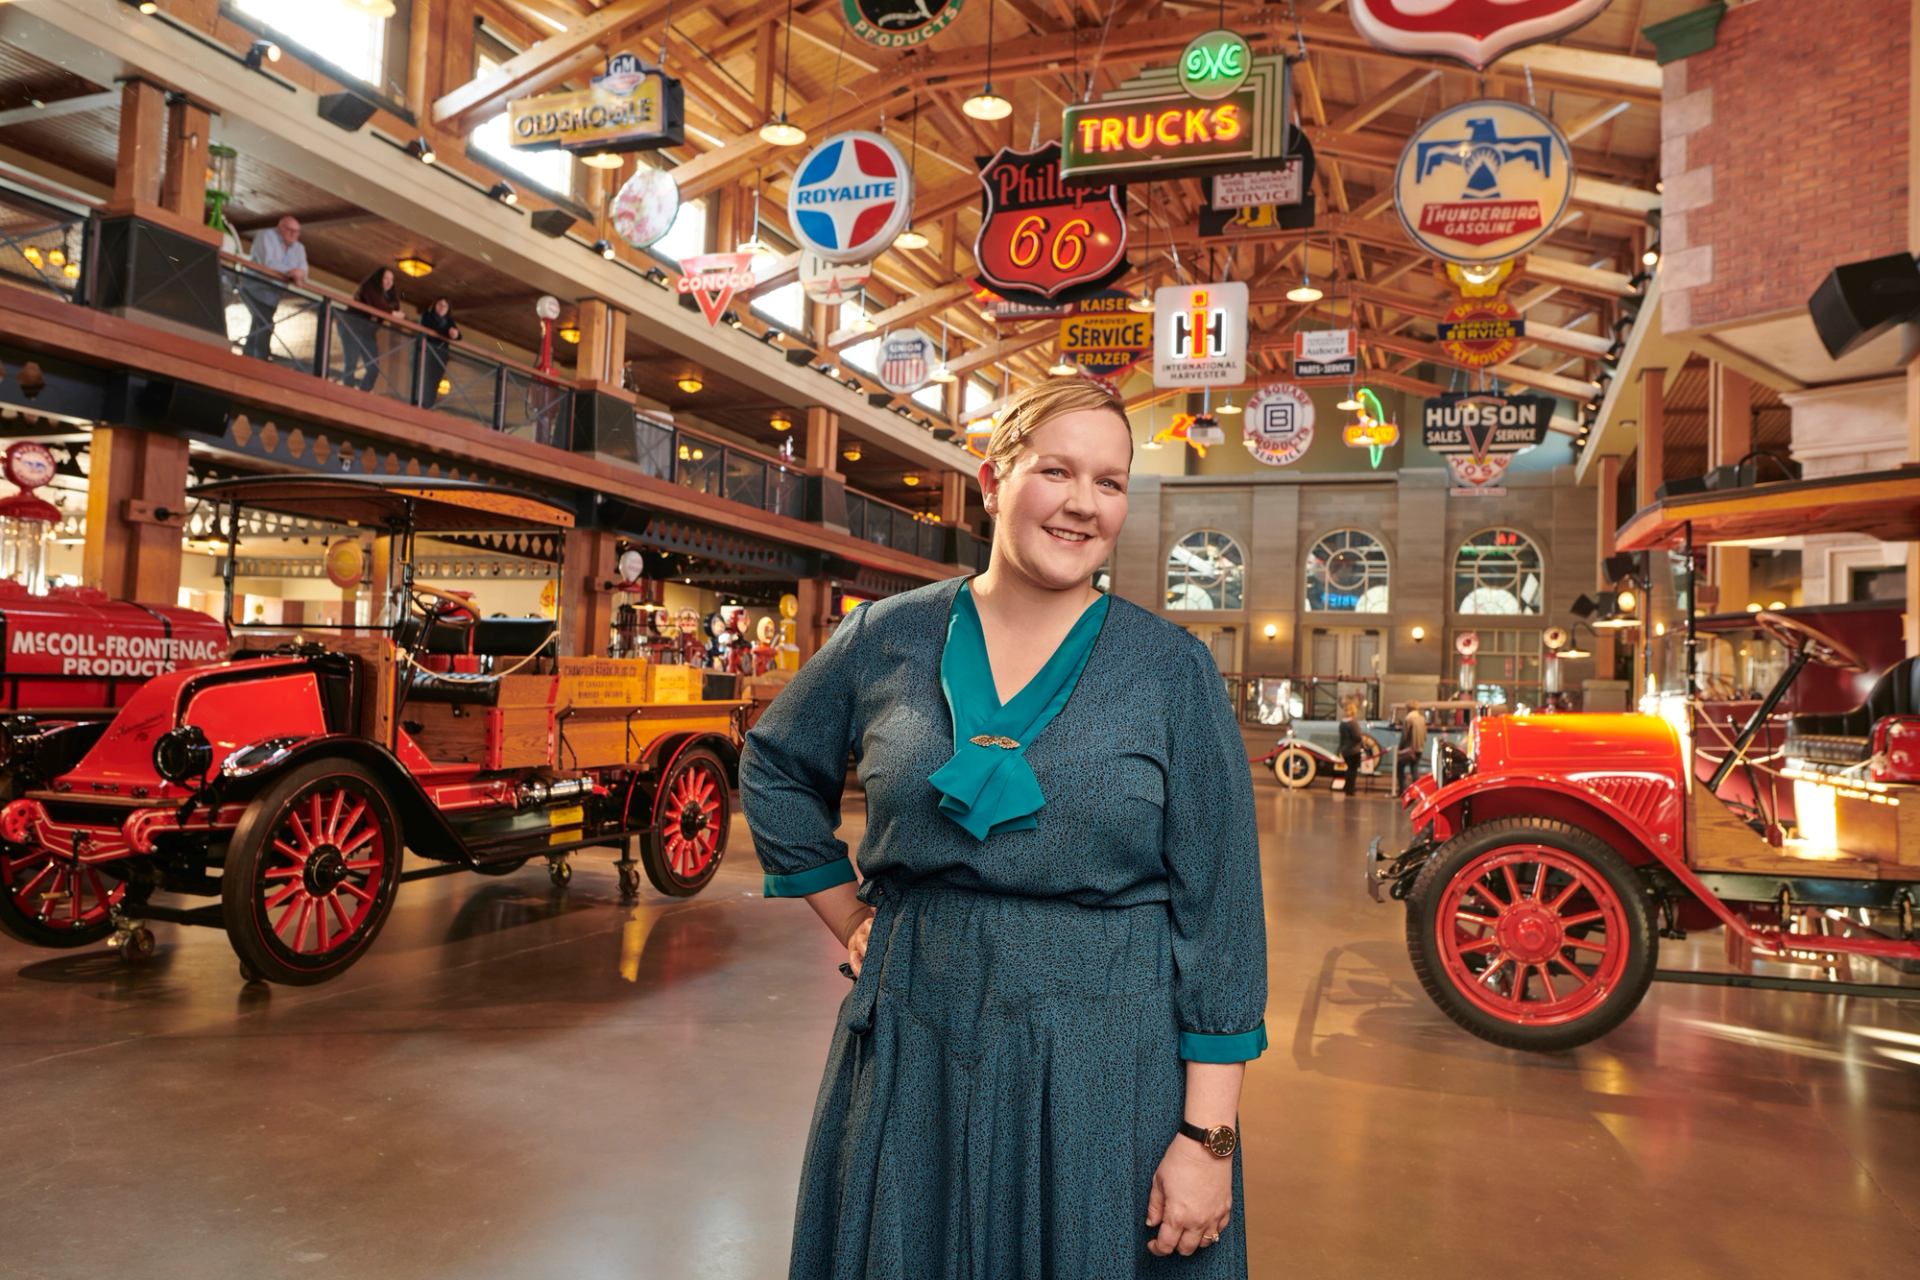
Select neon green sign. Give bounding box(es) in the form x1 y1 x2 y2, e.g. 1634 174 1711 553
1180 30 1251 101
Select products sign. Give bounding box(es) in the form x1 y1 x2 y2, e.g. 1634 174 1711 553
1152 281 1248 387
877 329 936 394
1422 391 1552 456
1061 54 1291 187
1294 328 1358 379
1396 100 1573 265
788 131 914 264
1438 296 1525 367
1057 289 1151 376
842 0 966 49
676 252 757 326
610 166 680 249
324 539 366 589
509 54 685 155
1349 0 1613 71
1242 383 1316 466
974 143 1128 306
1179 29 1252 100
800 251 871 304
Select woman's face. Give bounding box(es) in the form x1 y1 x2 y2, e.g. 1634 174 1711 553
979 408 1131 593
381 269 395 291
434 299 449 316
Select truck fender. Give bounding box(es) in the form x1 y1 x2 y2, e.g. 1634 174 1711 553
216 734 470 863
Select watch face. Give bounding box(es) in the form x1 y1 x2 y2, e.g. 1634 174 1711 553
1206 1125 1237 1158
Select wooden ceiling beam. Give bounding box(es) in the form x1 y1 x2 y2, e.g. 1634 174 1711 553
432 0 677 128
827 281 977 349
1328 67 1441 133
947 327 1055 378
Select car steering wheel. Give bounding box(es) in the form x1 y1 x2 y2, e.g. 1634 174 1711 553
1754 610 1866 672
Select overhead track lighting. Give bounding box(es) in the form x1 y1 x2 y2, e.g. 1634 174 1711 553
488 181 518 205
593 238 617 260
580 152 624 169
405 136 436 165
122 0 160 13
243 40 282 71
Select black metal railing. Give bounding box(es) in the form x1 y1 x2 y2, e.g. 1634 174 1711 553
217 256 572 448
0 208 87 304
845 490 946 563
628 414 809 521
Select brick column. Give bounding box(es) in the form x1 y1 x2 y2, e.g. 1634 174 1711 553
83 426 188 604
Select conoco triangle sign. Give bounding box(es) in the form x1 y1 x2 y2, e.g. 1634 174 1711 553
1349 0 1613 71
675 252 757 327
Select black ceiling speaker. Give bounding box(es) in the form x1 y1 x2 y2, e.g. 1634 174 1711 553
866 392 892 408
1808 252 1920 359
529 209 576 238
1602 551 1645 584
783 347 813 365
1570 594 1597 619
316 91 377 132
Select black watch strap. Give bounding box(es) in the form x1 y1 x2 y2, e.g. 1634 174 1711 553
1177 1120 1237 1158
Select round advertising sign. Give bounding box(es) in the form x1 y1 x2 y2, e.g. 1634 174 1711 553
3 441 57 491
324 539 366 590
799 251 872 305
1242 383 1315 467
842 0 966 49
1179 29 1252 101
611 166 680 250
1395 100 1573 265
788 131 914 265
1439 295 1521 367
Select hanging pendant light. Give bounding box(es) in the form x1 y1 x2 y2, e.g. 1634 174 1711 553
1127 184 1156 312
962 1 1012 120
929 318 956 383
1286 234 1323 303
1048 356 1079 377
895 99 931 249
737 170 777 259
759 0 807 146
1217 394 1242 416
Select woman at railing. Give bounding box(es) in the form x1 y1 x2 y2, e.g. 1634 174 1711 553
419 297 461 408
344 267 403 392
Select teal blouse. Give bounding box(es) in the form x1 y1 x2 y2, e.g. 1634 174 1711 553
927 582 1110 841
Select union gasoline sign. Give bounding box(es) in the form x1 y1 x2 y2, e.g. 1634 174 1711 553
973 143 1129 307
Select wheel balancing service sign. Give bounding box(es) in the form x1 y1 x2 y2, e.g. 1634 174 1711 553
1395 100 1573 266
1243 383 1315 467
843 0 966 49
974 143 1128 307
788 131 914 265
1349 0 1612 71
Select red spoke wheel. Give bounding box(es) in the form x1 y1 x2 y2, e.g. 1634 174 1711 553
639 748 730 897
1406 817 1656 1051
0 847 127 948
221 760 401 985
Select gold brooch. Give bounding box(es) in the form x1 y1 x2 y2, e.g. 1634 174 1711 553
969 734 1021 750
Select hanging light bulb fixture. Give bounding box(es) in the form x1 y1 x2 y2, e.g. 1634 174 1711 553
1285 236 1322 303
895 99 930 250
962 1 1012 120
759 0 807 146
1127 184 1156 313
737 169 776 258
1217 393 1242 416
1048 355 1079 377
929 318 956 383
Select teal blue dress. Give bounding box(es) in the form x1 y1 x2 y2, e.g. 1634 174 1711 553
742 577 1268 1280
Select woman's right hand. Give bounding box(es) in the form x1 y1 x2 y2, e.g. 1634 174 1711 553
843 908 876 977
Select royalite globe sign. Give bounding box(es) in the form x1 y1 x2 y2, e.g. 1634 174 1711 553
843 0 966 48
1396 100 1573 265
788 131 915 265
1349 0 1614 71
1243 383 1315 466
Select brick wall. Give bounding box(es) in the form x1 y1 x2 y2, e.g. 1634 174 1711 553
1663 0 1911 334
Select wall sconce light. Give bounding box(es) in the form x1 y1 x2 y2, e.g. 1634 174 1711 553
1262 623 1279 641
557 323 581 344
1410 625 1427 642
593 238 616 260
488 181 518 205
405 136 436 165
770 412 793 432
396 256 433 278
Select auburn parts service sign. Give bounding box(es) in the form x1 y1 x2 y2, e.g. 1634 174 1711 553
1349 0 1613 70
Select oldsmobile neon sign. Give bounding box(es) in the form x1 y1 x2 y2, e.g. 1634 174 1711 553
1061 49 1290 186
509 54 685 155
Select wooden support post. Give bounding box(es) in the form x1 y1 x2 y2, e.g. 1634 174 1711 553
805 406 840 476
82 426 188 604
407 0 434 121
561 528 618 657
1708 363 1754 613
574 299 627 389
794 577 832 662
159 97 211 224
112 80 166 209
940 471 967 527
1637 367 1666 508
1594 453 1620 679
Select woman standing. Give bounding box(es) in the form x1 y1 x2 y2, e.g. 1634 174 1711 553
342 267 402 392
419 297 460 408
742 377 1267 1279
1335 699 1364 795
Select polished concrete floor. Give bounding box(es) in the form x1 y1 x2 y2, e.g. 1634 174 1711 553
3 782 1918 1279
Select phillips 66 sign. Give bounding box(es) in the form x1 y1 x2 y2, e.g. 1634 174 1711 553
1348 0 1613 70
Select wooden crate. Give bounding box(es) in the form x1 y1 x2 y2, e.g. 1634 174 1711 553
647 664 701 703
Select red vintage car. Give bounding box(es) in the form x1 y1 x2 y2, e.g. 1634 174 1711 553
0 476 743 984
1369 468 1920 1049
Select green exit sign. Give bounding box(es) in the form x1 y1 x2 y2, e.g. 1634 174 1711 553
1180 29 1251 100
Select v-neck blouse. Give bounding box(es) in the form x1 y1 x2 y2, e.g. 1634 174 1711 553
928 581 1110 841
741 576 1269 1064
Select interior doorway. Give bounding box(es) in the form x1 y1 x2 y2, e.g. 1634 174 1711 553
1184 625 1241 672
1306 626 1384 680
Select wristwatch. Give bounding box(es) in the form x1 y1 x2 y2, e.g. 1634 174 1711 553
1177 1120 1238 1159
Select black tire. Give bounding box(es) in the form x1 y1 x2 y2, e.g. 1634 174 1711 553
1406 817 1657 1052
472 858 530 877
221 759 402 986
639 748 730 897
1272 746 1319 789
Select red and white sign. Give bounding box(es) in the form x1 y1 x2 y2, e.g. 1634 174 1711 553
1438 295 1523 367
675 252 757 326
800 251 871 305
1349 0 1613 71
1396 100 1573 265
876 329 935 394
974 143 1129 307
1448 452 1514 496
1295 329 1356 363
0 441 59 523
1243 383 1315 467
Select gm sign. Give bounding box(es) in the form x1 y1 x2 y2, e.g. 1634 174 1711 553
1153 280 1248 388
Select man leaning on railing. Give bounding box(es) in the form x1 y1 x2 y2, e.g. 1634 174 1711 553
241 215 308 361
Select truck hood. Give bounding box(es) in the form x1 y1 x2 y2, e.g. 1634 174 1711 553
1474 713 1682 775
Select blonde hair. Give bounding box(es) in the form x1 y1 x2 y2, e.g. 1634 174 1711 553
983 377 1130 479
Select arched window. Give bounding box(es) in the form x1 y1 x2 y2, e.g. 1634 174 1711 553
1454 528 1544 615
1304 529 1390 613
1166 530 1245 611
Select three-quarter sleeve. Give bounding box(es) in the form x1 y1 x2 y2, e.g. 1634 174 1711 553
740 604 869 899
1162 642 1269 1062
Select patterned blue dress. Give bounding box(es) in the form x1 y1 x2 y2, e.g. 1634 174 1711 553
742 577 1268 1280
